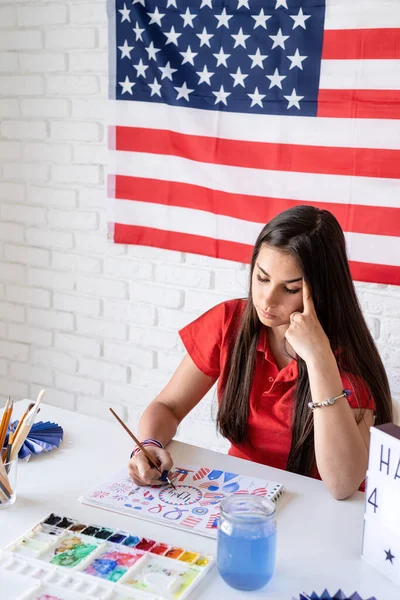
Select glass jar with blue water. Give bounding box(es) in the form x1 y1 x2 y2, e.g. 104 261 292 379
217 494 277 591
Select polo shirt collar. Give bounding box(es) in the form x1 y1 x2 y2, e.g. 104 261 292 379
256 326 298 382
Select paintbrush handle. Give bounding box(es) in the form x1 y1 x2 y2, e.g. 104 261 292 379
109 408 161 473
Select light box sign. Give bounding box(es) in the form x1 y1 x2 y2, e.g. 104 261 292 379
362 423 400 585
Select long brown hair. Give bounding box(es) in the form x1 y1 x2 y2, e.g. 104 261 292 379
217 205 393 476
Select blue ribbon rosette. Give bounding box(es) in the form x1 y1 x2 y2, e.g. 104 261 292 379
293 591 377 600
4 420 63 460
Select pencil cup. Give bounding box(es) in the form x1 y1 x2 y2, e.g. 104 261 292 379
217 494 277 591
0 458 18 509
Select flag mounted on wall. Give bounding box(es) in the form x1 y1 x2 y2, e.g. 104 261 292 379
107 0 400 285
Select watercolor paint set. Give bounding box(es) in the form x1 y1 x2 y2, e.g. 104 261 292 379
0 513 215 600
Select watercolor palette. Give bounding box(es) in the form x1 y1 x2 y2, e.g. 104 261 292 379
1 513 215 600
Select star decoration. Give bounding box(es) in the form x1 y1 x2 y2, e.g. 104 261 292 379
132 22 145 42
215 8 233 29
196 65 214 85
200 0 213 7
237 0 250 8
167 0 178 6
266 67 286 89
174 81 194 101
133 58 149 78
158 61 177 81
231 27 250 49
119 75 135 95
269 28 290 50
132 0 145 5
197 27 213 47
212 85 231 105
230 66 248 87
252 8 272 30
180 45 198 65
284 88 304 109
148 78 162 97
118 39 134 59
147 6 165 27
287 48 307 70
385 548 395 564
248 48 268 69
118 3 131 23
180 7 196 27
164 26 182 46
248 87 266 108
213 47 231 67
275 0 288 8
290 7 311 30
145 41 161 60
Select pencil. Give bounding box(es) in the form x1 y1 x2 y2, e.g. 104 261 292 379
0 397 12 456
109 408 176 489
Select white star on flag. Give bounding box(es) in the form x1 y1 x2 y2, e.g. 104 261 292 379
237 0 250 8
266 67 286 89
215 8 233 29
132 0 145 5
275 0 288 8
249 48 268 69
197 65 214 85
213 47 231 67
148 78 162 97
231 27 250 49
145 41 161 60
287 48 307 70
118 3 131 23
119 76 135 95
289 7 311 30
180 45 198 65
118 40 134 59
133 58 149 78
197 27 213 47
252 8 272 30
284 88 304 109
200 0 213 8
147 7 165 26
174 81 194 101
269 28 290 49
158 61 177 80
133 22 145 41
230 66 248 87
248 87 266 108
166 0 177 6
164 26 182 46
212 85 231 105
180 8 196 27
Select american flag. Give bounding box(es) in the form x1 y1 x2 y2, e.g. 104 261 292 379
108 0 400 285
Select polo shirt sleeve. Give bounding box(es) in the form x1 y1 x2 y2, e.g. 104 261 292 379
340 371 376 412
178 302 228 379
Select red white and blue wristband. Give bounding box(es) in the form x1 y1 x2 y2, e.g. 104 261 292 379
308 389 351 410
130 438 163 459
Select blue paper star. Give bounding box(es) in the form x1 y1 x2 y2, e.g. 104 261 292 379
292 591 377 600
384 548 395 564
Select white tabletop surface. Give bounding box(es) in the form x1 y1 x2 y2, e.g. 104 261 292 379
0 400 398 599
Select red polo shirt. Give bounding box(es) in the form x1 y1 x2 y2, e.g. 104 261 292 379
179 299 375 478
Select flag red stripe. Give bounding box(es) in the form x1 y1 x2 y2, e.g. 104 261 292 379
317 90 400 120
113 224 400 285
116 126 400 180
322 28 400 60
113 176 400 238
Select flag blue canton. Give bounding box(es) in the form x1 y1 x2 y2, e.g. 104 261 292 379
114 0 326 116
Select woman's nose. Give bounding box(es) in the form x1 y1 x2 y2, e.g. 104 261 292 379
263 287 279 307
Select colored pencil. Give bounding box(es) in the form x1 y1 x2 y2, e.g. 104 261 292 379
0 397 12 456
109 408 176 489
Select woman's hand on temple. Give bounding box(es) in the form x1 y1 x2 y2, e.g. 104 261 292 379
128 446 174 487
285 280 332 365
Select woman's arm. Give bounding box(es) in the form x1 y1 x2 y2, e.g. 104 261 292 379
307 351 373 499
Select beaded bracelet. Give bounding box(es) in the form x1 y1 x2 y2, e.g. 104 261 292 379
308 389 351 410
130 438 164 458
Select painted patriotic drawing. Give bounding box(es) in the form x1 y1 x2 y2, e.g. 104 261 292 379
81 464 284 539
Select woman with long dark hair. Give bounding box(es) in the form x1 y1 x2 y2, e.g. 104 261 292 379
128 206 392 499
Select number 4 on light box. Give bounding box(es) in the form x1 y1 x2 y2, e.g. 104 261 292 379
362 423 400 585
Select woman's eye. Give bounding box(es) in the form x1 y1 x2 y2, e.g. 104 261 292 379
256 274 268 283
285 288 301 294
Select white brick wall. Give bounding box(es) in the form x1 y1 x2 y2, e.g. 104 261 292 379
0 1 399 456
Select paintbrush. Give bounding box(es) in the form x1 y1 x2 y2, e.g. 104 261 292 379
109 408 176 489
10 389 45 462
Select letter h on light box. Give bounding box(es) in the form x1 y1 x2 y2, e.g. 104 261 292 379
362 423 400 585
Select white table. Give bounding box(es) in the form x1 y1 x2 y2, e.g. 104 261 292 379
0 400 398 599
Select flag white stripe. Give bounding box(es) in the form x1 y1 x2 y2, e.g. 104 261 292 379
112 101 400 150
319 60 400 91
111 150 400 209
325 0 400 30
113 199 400 266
